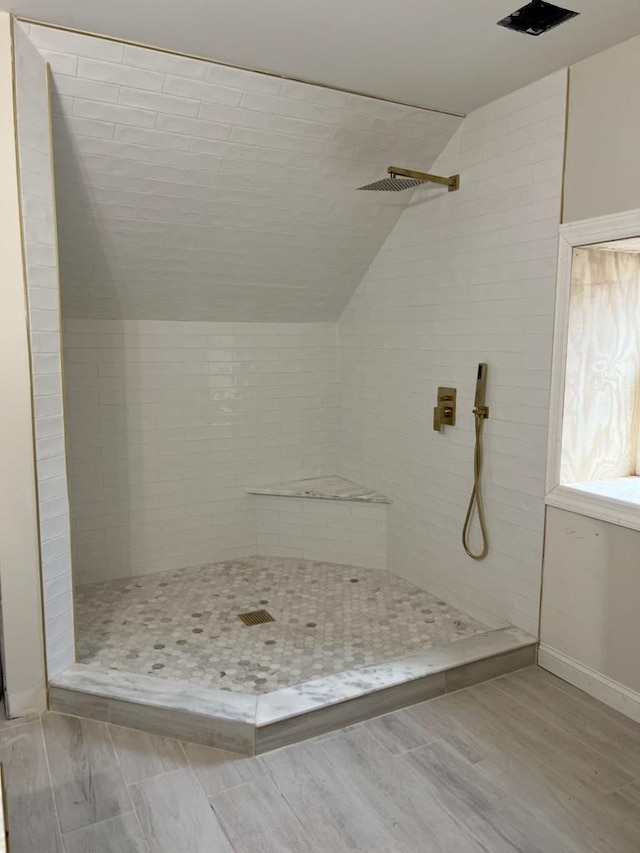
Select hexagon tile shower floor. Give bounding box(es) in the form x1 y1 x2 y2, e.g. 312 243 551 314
75 556 490 693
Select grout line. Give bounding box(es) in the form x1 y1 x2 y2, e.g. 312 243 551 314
105 727 150 850
258 752 325 848
400 733 446 757
104 710 210 787
390 732 502 848
180 748 238 848
0 714 41 733
206 797 237 851
61 809 138 834
125 764 198 791
37 714 66 846
105 723 137 814
361 714 438 757
176 737 193 776
609 777 640 798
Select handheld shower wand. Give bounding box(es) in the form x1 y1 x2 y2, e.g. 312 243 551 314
462 363 489 560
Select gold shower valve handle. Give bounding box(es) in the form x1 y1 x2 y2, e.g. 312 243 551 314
433 387 457 431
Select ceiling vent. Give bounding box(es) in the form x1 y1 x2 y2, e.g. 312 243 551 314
497 1 579 36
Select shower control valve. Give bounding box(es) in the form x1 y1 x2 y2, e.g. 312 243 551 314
433 387 457 432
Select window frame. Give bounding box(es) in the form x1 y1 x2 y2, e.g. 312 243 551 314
546 208 640 531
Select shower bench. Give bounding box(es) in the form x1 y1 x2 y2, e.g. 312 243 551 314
246 475 391 571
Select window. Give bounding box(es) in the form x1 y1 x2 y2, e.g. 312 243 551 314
547 211 640 530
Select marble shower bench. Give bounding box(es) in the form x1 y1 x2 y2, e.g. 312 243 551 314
246 476 391 570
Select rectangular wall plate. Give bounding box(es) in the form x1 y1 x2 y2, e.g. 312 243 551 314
433 387 456 431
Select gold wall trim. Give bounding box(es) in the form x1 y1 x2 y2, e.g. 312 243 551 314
46 61 78 666
16 15 465 119
9 14 50 691
559 66 571 226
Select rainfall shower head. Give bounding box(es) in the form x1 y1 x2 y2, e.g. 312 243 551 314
357 166 460 192
358 175 426 192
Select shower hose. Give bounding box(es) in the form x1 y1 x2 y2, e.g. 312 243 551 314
462 409 489 560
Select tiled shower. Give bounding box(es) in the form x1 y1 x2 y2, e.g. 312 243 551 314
63 320 339 585
14 18 561 746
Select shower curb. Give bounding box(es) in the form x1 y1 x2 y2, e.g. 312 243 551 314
48 627 536 754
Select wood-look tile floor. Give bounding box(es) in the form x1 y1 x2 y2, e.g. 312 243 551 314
3 665 640 852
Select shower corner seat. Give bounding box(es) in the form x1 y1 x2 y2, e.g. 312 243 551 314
245 475 391 571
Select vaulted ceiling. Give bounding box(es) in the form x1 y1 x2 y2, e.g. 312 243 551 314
7 1 640 113
27 23 462 321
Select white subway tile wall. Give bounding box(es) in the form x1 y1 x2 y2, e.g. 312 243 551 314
14 26 75 676
253 495 387 570
21 22 462 323
338 72 567 634
63 320 338 584
15 23 569 661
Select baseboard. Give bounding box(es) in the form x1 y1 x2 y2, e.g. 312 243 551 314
538 644 640 724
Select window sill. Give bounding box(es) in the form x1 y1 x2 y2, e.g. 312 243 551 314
546 478 640 531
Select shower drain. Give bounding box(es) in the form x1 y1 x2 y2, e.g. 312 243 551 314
238 609 275 626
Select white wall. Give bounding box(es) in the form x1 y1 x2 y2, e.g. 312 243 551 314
14 24 75 678
338 71 567 634
0 13 47 713
541 507 640 695
564 34 640 223
63 320 337 584
254 495 387 570
23 22 461 323
540 34 640 713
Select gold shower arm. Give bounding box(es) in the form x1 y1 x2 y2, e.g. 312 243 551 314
388 166 460 191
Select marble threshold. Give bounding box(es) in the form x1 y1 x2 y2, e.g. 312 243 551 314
49 626 536 755
245 474 391 503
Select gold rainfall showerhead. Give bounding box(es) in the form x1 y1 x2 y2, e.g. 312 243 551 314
357 166 460 192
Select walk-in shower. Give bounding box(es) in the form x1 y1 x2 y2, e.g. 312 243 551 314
14 20 538 752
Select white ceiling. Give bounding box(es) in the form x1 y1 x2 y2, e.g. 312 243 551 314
5 0 640 113
27 24 462 321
